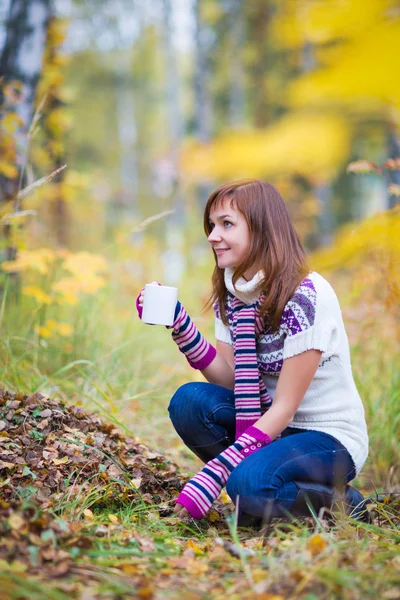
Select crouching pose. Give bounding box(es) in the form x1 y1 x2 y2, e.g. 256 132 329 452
137 180 369 524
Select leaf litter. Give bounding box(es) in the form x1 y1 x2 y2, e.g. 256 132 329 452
1 389 399 600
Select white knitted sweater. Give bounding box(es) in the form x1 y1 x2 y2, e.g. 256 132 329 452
215 268 369 476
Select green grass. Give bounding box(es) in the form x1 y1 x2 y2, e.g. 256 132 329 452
0 264 399 599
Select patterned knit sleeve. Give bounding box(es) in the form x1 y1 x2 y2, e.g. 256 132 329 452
214 300 233 345
282 277 338 359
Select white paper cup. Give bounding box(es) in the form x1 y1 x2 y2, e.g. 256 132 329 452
141 284 178 326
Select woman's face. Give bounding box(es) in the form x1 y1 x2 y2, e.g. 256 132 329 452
207 196 256 278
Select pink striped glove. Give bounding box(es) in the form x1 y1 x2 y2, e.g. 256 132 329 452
170 301 217 370
136 288 216 371
176 425 272 518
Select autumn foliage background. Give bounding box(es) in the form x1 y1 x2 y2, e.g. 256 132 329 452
0 0 399 598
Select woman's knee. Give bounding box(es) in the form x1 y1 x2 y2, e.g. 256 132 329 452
226 460 267 502
168 382 207 433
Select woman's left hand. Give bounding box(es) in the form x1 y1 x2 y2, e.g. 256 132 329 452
173 502 189 518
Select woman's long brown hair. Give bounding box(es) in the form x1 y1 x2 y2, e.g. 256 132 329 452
203 179 310 332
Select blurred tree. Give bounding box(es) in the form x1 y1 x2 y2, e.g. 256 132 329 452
244 0 271 127
282 0 400 209
0 0 52 201
161 0 183 220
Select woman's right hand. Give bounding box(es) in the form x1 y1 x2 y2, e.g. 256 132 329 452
135 281 159 320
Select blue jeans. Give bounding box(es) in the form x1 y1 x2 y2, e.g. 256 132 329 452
168 382 356 519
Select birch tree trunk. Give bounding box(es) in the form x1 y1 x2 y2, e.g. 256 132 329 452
161 0 183 221
115 53 138 217
387 127 400 209
246 1 270 128
193 0 212 143
0 0 51 201
228 0 246 128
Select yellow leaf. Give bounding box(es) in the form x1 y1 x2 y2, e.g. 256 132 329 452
1 111 24 133
108 514 119 524
130 477 142 489
181 113 350 181
56 322 73 336
63 252 108 277
306 534 328 556
0 461 15 469
83 509 94 520
22 286 52 305
207 510 220 522
34 325 53 339
219 490 232 504
1 248 57 274
8 513 25 531
0 559 27 573
347 160 380 174
388 184 400 197
0 160 18 179
187 539 203 555
52 456 69 465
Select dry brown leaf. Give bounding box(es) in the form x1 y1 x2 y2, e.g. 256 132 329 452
83 509 94 521
8 513 25 531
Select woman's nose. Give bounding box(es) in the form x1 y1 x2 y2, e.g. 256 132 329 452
207 227 222 243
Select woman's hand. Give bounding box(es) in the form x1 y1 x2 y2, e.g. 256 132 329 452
135 281 159 320
173 502 189 518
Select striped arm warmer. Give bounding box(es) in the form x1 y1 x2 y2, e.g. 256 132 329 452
176 425 272 519
136 290 216 371
171 301 217 370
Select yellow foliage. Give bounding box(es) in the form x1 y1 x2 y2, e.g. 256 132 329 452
34 326 52 338
312 208 400 271
306 534 329 556
52 271 106 301
34 319 73 339
46 108 71 137
22 286 52 305
272 0 391 47
56 322 73 336
63 252 108 277
290 21 400 110
0 160 18 179
1 248 57 274
52 277 80 304
311 207 400 320
0 112 24 134
181 113 350 182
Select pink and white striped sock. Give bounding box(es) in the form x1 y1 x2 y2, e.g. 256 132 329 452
176 425 272 519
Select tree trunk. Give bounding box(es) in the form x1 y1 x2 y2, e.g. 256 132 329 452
161 0 183 222
115 53 139 217
387 126 400 209
193 0 212 143
246 1 270 128
228 0 246 128
0 0 52 200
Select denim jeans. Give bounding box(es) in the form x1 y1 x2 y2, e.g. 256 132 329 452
168 382 356 519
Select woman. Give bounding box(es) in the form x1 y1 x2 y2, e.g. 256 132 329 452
137 180 369 523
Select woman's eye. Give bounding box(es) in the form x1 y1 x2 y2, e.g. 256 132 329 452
224 221 233 228
209 223 215 230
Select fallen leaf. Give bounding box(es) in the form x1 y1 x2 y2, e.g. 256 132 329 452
306 534 328 556
83 509 94 521
8 513 26 531
52 456 69 465
108 514 119 524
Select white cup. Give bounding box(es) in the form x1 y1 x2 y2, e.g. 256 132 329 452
141 283 178 326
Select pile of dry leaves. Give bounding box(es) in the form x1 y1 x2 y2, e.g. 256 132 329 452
0 389 197 580
0 389 184 509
